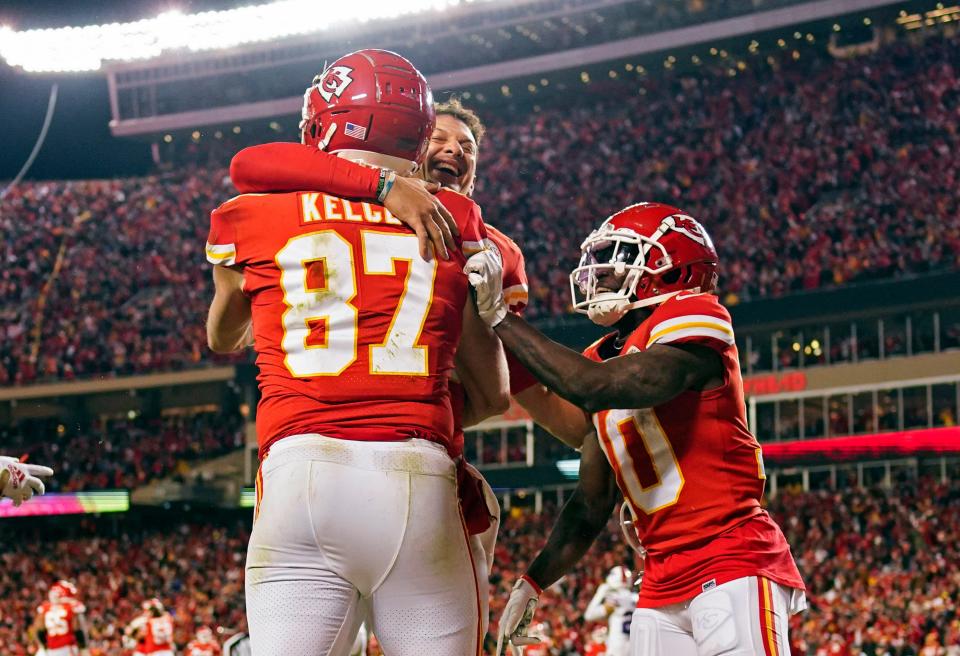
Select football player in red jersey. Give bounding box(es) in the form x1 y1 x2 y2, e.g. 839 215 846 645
125 598 175 656
32 580 89 656
226 97 593 642
186 626 221 656
206 50 507 656
465 202 807 655
228 97 588 445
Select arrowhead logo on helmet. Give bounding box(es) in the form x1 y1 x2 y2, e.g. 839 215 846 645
299 49 435 177
316 66 354 103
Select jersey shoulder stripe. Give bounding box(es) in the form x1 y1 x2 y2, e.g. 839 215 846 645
646 294 734 349
205 242 237 265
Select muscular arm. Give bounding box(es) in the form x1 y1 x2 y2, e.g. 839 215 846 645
30 612 45 646
525 430 619 590
456 300 510 427
73 612 89 650
206 265 252 353
230 143 457 260
583 583 613 622
231 143 381 197
493 313 722 413
514 384 592 449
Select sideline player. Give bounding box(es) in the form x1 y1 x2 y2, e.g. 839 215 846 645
205 50 507 656
32 580 89 656
1 455 53 506
186 626 221 656
124 598 175 656
583 566 639 656
466 202 807 654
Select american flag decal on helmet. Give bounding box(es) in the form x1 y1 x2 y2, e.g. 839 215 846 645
344 122 367 140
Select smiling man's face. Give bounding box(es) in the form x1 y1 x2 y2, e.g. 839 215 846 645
422 114 478 195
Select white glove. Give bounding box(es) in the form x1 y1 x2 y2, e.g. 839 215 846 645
0 456 54 507
464 248 507 327
497 577 541 655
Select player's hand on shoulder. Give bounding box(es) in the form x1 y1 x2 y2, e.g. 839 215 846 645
497 576 542 655
383 175 459 261
464 248 507 327
0 456 54 507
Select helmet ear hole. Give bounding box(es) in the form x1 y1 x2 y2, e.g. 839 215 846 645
660 268 682 285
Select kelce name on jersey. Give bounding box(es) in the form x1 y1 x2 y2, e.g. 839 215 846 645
299 192 404 227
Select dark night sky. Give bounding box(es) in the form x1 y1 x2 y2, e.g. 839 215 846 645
0 0 251 181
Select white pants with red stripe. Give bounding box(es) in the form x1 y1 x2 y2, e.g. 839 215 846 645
245 434 482 656
628 576 806 656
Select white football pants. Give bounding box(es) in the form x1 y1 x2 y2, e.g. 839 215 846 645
629 576 806 656
245 434 483 656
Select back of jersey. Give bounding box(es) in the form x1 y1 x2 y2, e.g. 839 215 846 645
207 188 486 455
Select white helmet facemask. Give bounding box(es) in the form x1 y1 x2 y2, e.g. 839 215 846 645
569 221 677 327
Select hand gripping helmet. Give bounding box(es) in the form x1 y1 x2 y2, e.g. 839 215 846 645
49 580 78 603
570 202 719 327
300 49 435 175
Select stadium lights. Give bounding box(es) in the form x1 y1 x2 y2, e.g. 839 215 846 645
0 0 499 73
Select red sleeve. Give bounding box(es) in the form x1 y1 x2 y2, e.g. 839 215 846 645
230 143 381 199
486 225 529 314
645 293 735 355
205 199 240 267
435 189 487 256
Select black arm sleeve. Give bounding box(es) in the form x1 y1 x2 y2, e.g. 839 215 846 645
75 629 88 647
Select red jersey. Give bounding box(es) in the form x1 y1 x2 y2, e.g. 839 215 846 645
230 142 381 198
186 640 221 656
448 223 533 456
207 189 487 456
485 225 537 396
583 292 804 606
37 600 84 649
133 613 175 653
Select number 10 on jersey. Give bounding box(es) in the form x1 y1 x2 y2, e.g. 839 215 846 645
276 230 438 377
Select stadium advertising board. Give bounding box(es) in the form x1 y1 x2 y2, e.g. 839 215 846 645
761 427 960 464
0 490 129 518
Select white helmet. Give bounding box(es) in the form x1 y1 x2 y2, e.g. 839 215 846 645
605 565 632 589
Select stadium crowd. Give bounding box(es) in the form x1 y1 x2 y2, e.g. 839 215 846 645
0 520 248 656
1 477 957 654
0 411 244 492
2 33 959 385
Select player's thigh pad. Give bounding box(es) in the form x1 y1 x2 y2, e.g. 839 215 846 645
629 606 698 656
246 435 412 656
371 442 482 656
689 576 794 656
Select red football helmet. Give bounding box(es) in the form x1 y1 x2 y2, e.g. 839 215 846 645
49 579 77 603
570 202 719 326
300 49 435 175
196 626 215 643
142 597 165 615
